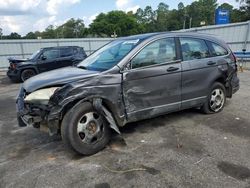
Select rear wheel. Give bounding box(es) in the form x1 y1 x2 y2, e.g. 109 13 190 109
201 82 226 114
20 69 36 82
61 102 110 155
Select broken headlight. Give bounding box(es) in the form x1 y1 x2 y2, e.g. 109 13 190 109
24 87 60 105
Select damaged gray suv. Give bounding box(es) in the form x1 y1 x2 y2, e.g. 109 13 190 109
17 32 239 155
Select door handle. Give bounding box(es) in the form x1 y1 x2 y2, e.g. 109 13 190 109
167 67 179 72
207 61 216 65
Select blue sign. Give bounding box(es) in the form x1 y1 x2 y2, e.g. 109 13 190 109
215 9 230 25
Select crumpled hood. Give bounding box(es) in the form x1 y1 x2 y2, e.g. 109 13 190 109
23 67 99 92
8 57 29 63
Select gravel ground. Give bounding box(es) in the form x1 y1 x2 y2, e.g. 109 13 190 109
0 71 250 188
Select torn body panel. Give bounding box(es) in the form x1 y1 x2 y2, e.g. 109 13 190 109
122 62 182 123
17 68 125 135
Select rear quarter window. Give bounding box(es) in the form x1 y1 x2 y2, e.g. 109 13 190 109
209 42 228 56
60 48 73 57
74 47 87 56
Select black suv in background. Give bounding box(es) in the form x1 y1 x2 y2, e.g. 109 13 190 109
7 46 87 82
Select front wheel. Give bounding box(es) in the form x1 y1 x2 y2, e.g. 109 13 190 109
61 102 110 155
20 69 36 82
201 82 226 114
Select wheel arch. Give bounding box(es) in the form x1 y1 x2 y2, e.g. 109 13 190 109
20 67 38 81
212 76 231 97
59 96 122 134
20 66 39 74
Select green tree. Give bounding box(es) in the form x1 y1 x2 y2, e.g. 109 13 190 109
90 11 143 37
186 0 217 27
55 18 87 38
218 2 234 11
155 3 170 31
24 32 37 39
42 25 56 39
178 2 185 10
239 0 250 20
4 32 21 39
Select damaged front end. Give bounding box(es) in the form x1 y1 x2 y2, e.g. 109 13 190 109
16 82 122 136
16 86 61 134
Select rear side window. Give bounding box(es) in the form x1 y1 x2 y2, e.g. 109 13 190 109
74 47 87 56
180 38 210 61
210 42 228 56
60 48 73 57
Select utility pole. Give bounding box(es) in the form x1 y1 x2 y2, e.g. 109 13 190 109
189 17 192 28
183 9 188 30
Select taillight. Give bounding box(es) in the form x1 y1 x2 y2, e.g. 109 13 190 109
10 63 16 69
230 52 238 71
230 52 237 63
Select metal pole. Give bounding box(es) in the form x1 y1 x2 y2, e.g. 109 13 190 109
88 40 92 55
20 42 25 58
243 21 250 51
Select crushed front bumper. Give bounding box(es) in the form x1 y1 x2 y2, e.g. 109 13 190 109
16 86 59 134
16 86 28 126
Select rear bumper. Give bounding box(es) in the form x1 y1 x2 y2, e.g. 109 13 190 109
231 74 240 94
7 69 20 81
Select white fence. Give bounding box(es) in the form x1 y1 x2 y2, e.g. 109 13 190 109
0 38 113 68
0 21 249 68
180 21 250 53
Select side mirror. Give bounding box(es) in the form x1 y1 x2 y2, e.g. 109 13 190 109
41 55 47 60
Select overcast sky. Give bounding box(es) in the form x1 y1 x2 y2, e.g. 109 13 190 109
0 0 239 36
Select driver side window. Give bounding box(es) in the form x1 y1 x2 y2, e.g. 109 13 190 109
41 49 60 60
131 38 176 69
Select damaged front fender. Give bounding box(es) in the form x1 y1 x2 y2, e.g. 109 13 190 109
93 98 121 134
46 72 125 134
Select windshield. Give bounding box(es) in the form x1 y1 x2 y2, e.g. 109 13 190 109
30 49 41 60
77 39 140 71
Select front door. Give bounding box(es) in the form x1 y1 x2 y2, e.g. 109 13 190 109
37 49 61 72
122 37 182 122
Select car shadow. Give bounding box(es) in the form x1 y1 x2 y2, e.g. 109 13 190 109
119 108 201 135
0 75 18 85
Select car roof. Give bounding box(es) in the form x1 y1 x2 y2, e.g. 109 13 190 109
41 46 82 50
118 31 222 43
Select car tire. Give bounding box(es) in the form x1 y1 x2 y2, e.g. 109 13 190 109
20 69 36 82
61 102 110 155
201 82 226 114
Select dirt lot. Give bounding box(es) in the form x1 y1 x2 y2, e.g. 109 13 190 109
0 71 250 188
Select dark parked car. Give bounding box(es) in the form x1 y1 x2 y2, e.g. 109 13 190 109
7 46 87 82
16 32 239 155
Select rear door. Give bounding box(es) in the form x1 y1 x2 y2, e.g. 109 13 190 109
122 37 182 122
59 47 75 67
37 49 60 72
179 37 218 109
